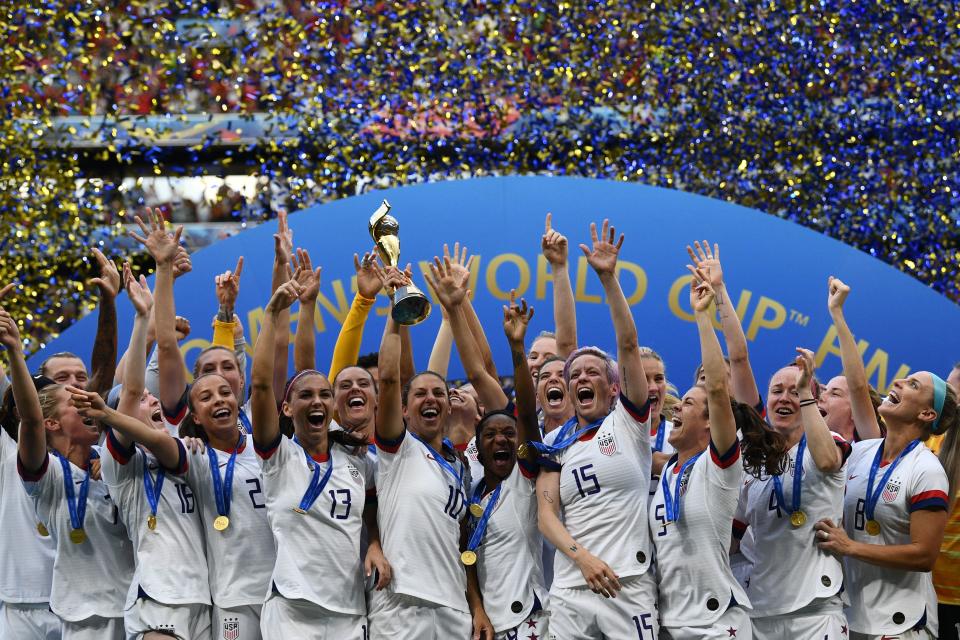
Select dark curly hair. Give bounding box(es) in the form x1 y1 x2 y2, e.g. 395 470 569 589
734 400 789 478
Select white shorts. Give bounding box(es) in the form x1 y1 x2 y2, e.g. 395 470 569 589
751 596 847 640
0 602 60 640
495 607 548 640
366 590 470 640
850 630 935 640
548 572 658 640
662 606 752 640
260 593 367 640
61 616 124 640
124 598 210 640
213 604 262 640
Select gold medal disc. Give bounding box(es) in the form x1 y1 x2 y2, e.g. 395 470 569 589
69 528 87 544
790 510 807 528
865 519 881 536
469 503 484 518
36 522 49 537
461 550 477 566
293 507 307 515
147 514 157 531
517 443 529 459
213 515 230 531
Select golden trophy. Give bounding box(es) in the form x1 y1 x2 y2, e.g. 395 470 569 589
368 199 431 325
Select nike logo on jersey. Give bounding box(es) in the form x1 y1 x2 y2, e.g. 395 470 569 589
849 475 858 480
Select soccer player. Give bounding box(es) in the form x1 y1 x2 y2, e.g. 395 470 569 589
814 277 955 640
536 219 657 639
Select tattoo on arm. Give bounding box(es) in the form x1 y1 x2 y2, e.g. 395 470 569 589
542 490 554 504
568 544 578 553
715 290 725 307
511 348 524 368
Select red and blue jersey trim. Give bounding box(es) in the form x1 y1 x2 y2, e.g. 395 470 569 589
620 393 652 424
709 440 741 469
254 433 283 460
909 489 949 512
17 453 49 482
162 389 190 427
375 430 405 454
833 435 852 464
732 519 748 540
106 428 136 464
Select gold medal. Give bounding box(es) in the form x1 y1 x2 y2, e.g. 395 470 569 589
293 507 307 515
147 514 157 531
69 528 87 544
517 443 529 459
213 515 230 531
461 550 477 566
790 510 807 528
469 503 484 518
865 519 881 536
36 522 49 537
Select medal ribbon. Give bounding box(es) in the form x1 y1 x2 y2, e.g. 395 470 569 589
653 418 667 453
524 415 604 457
142 452 166 520
410 432 463 485
293 437 335 512
661 452 702 523
865 439 920 522
773 434 806 515
55 450 96 532
238 409 253 435
207 434 242 519
466 481 504 554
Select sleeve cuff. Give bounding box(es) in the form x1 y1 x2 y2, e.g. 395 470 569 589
833 435 852 464
375 430 405 454
254 432 284 460
909 490 949 512
162 389 189 426
106 428 137 464
163 439 189 475
709 439 741 469
518 458 540 479
619 393 652 423
732 519 748 540
17 454 49 482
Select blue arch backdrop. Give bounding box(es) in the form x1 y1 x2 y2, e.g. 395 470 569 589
30 176 960 394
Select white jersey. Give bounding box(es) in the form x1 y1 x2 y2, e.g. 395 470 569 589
183 433 275 608
0 430 55 604
649 419 676 500
734 432 849 616
375 430 470 611
843 439 948 636
100 429 210 608
649 441 749 627
464 437 484 488
543 394 654 589
257 436 375 615
19 447 134 621
470 463 546 633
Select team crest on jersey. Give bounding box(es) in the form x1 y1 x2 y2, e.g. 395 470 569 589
467 441 479 462
347 463 362 484
597 432 617 456
881 479 901 503
787 456 806 479
222 618 239 640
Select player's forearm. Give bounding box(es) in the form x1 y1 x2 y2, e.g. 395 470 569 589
450 305 507 410
88 294 118 396
463 297 498 380
552 264 577 358
847 540 939 572
830 307 882 440
697 312 737 453
509 339 540 444
427 317 453 378
294 301 317 373
599 271 645 403
328 293 375 383
375 318 404 441
251 308 281 447
715 283 761 406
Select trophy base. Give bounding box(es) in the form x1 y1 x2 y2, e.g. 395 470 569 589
392 285 431 325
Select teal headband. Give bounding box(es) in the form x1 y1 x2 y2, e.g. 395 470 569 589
930 373 947 434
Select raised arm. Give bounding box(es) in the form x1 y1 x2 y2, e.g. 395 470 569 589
375 268 408 443
543 213 577 358
827 277 882 440
503 293 541 444
426 255 508 411
580 219 646 405
114 263 155 450
1 291 46 473
292 249 321 372
427 308 453 377
328 248 381 382
689 267 737 454
795 348 844 472
86 248 121 396
251 273 303 450
271 212 294 404
129 209 187 416
688 241 760 407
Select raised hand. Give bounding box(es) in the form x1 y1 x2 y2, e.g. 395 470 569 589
443 242 472 284
426 255 469 309
273 210 293 266
123 262 154 317
292 248 321 303
175 316 191 341
0 309 22 352
502 290 534 346
354 248 383 299
130 208 183 265
579 219 623 276
378 265 411 297
172 246 192 279
686 265 716 313
542 212 569 266
265 277 304 316
794 347 816 389
686 240 724 288
66 385 109 422
827 276 850 312
215 256 244 310
89 248 121 300
0 283 15 302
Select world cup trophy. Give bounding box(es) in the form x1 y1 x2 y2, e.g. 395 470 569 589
368 200 431 325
